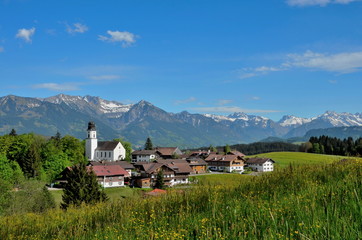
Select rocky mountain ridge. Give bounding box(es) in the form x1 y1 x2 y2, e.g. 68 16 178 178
1 94 362 148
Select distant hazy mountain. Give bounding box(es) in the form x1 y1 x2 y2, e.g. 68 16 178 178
1 94 362 148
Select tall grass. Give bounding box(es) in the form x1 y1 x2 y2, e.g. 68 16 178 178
1 159 361 239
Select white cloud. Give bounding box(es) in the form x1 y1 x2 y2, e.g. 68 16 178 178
191 106 280 114
251 96 261 100
0 46 4 52
286 0 358 6
98 30 136 47
66 23 88 34
16 27 35 43
32 83 80 91
175 97 197 105
285 50 362 73
88 75 122 80
217 99 233 106
238 50 362 79
238 66 286 79
329 80 338 84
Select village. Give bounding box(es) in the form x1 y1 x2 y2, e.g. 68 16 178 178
57 122 275 189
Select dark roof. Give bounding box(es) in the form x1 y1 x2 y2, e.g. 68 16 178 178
88 165 130 177
156 159 187 164
96 141 120 151
132 150 158 155
186 157 207 166
89 161 135 169
205 154 244 162
246 158 275 164
140 162 192 174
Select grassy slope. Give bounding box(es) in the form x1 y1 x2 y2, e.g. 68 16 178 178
2 161 361 239
248 151 361 167
51 187 150 208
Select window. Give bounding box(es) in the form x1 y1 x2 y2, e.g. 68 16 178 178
101 152 103 158
109 152 111 158
109 177 113 181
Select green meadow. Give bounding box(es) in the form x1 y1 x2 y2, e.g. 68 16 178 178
1 156 361 239
248 151 361 167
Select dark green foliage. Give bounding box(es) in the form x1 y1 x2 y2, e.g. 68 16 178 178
308 135 362 156
223 144 231 154
144 137 153 150
154 169 164 189
9 129 17 137
193 142 299 155
61 163 108 209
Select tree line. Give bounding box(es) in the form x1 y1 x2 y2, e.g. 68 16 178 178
301 135 362 156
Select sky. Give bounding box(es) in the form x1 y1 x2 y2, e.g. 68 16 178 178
1 0 362 121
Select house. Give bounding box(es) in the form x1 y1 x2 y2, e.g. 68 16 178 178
85 122 126 161
205 154 245 173
88 165 130 188
155 147 183 159
245 158 275 172
186 157 208 174
134 161 192 188
56 164 130 188
131 150 159 163
89 160 135 179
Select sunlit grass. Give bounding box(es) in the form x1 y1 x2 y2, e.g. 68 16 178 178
248 151 362 167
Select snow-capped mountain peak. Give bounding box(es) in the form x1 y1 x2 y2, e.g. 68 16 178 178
278 115 312 127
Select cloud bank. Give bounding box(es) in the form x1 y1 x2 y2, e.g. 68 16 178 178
286 0 358 7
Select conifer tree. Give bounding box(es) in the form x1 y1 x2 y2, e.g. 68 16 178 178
145 137 153 150
61 162 108 209
154 169 164 189
224 144 231 154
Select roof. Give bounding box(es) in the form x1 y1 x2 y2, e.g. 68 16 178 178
246 158 275 164
156 159 187 164
186 157 207 166
96 141 120 151
155 147 180 156
89 161 135 169
88 165 130 177
205 154 244 162
132 150 158 155
228 151 246 157
168 162 193 174
140 162 192 174
145 188 167 196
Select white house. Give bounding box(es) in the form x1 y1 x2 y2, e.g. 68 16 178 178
245 158 275 172
88 165 130 188
131 150 159 163
85 122 126 161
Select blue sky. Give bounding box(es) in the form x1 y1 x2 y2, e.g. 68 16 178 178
1 0 362 121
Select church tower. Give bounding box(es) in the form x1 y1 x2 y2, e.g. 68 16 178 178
85 121 97 160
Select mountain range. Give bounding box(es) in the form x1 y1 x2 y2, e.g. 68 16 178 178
1 94 362 148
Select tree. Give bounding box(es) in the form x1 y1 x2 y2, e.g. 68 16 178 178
209 145 217 153
61 163 108 209
154 169 165 189
144 137 153 150
224 144 231 154
9 129 17 137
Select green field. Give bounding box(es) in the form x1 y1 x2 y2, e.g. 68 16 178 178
51 187 150 208
248 151 361 167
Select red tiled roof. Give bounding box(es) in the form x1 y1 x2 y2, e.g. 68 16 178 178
88 165 130 177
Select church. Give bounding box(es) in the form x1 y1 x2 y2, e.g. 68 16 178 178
85 122 126 161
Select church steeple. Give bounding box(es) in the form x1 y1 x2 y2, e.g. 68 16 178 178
85 121 97 160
